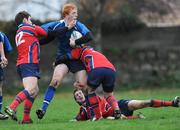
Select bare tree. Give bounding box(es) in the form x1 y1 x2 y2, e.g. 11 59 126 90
72 0 108 51
71 0 124 52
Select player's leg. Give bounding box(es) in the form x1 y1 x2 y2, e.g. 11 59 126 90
0 68 8 120
71 60 87 90
5 64 39 121
0 81 8 120
150 97 180 107
87 86 102 120
36 64 68 119
127 100 151 111
74 70 87 92
22 84 39 123
127 97 180 111
102 68 120 119
86 69 102 120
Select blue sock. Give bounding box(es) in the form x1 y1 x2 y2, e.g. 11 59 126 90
42 86 56 111
0 96 2 112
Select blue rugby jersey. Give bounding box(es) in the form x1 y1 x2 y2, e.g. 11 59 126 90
41 20 90 57
0 32 13 53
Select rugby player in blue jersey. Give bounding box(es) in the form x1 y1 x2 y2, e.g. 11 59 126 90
0 32 12 120
36 3 93 119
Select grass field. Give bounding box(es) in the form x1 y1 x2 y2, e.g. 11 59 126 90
0 88 180 130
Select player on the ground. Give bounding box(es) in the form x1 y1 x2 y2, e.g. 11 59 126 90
4 11 48 124
72 89 180 121
36 3 93 120
57 45 121 120
0 32 12 120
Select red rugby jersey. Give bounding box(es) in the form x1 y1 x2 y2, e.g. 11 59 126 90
15 24 47 66
76 96 114 121
71 47 115 72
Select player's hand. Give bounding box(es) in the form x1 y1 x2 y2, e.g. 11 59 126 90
0 56 8 68
69 38 76 48
73 81 85 89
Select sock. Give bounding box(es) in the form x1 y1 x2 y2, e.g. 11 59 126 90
106 95 119 110
42 86 56 111
10 89 30 111
88 93 102 119
150 100 173 107
0 96 2 111
23 96 34 122
85 95 95 118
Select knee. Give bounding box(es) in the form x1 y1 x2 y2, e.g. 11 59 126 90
87 86 96 93
73 81 86 89
50 79 61 88
141 100 151 107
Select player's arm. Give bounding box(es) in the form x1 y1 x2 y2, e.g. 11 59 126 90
74 21 93 46
75 32 93 46
75 107 89 121
0 33 13 53
0 42 7 68
48 27 68 37
48 20 75 37
54 48 81 66
34 25 48 37
39 35 55 46
0 33 12 68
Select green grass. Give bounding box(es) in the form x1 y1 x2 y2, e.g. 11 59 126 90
0 88 180 130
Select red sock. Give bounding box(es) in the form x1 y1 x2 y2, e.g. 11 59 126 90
10 90 30 111
151 100 173 107
106 95 119 110
23 97 34 122
88 93 102 119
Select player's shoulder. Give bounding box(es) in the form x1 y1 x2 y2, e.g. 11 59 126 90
0 32 5 41
76 20 85 27
0 32 5 36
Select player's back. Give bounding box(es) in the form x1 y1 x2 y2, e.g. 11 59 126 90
80 47 116 72
15 24 45 65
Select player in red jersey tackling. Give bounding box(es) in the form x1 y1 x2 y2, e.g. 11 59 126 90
59 46 121 120
72 89 180 121
4 11 48 124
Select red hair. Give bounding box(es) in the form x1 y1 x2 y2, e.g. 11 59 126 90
62 3 77 17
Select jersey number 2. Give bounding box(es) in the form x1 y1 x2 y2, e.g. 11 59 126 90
15 32 25 46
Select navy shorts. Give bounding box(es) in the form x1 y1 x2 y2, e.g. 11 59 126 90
17 63 40 79
0 67 4 81
55 57 85 73
87 68 116 92
118 99 133 116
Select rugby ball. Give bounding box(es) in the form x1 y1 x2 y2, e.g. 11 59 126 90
71 30 82 40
